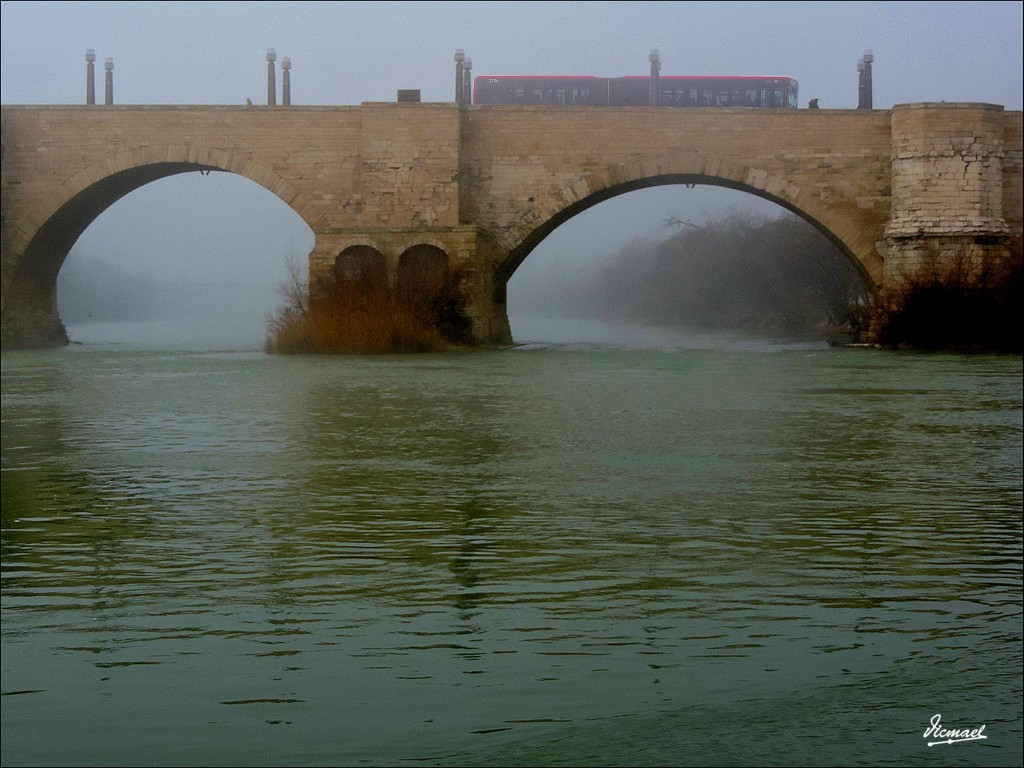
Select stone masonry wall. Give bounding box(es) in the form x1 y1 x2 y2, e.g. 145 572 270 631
459 106 894 286
2 101 1021 348
884 103 1019 282
0 103 460 250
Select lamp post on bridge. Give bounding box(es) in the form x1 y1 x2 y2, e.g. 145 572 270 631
463 57 472 106
649 48 661 107
455 49 465 107
857 50 873 109
282 56 291 106
267 48 277 105
86 49 96 105
104 57 113 105
862 50 873 109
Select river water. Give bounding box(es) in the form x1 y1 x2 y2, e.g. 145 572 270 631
2 318 1021 767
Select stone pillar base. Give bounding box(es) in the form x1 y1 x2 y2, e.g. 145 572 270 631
883 234 1015 287
1 308 68 350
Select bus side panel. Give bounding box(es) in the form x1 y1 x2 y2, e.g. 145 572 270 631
473 75 799 107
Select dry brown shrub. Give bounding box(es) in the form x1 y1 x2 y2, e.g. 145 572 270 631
871 242 1022 353
265 262 470 354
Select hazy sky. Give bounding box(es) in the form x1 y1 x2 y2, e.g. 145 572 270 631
3 1 1021 108
1 1 1022 334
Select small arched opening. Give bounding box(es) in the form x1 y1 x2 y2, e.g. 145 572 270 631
396 244 450 302
333 245 387 292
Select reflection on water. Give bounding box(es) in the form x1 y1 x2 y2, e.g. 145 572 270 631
2 324 1021 767
510 314 831 352
65 314 273 353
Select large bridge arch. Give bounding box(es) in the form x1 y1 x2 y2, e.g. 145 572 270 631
11 143 314 259
493 157 883 293
4 145 315 347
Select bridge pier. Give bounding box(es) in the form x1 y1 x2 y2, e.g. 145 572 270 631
883 102 1016 284
309 226 513 346
1 294 68 350
882 234 1015 286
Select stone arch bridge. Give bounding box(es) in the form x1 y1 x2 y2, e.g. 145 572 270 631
1 101 1020 348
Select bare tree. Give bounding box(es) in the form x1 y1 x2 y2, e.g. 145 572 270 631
277 249 309 315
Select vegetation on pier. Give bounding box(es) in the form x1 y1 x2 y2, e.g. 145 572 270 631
871 241 1022 353
265 255 472 354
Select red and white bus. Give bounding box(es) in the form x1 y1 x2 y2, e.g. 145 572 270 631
473 75 799 109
